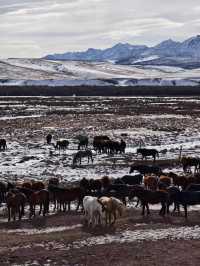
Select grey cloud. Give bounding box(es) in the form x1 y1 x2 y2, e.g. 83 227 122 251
0 0 200 58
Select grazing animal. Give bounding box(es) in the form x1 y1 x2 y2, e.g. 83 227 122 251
131 188 168 216
181 157 200 173
29 189 49 218
121 174 143 185
0 139 7 151
76 135 89 150
48 177 59 186
46 134 52 144
137 148 159 162
144 175 158 190
83 196 104 227
6 191 27 221
185 183 200 192
48 185 83 212
129 164 162 175
106 184 130 205
55 139 69 151
175 191 200 217
159 175 171 187
171 175 194 190
93 136 110 153
89 179 102 193
0 181 7 204
72 150 93 165
98 196 125 225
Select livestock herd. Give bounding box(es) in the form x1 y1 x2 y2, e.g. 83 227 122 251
1 134 200 227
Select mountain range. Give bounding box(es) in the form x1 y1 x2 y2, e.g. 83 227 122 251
44 35 200 69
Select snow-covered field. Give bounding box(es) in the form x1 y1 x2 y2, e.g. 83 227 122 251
1 58 200 86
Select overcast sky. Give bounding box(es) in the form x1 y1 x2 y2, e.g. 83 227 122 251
1 0 200 58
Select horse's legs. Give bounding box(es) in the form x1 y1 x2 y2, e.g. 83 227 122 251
142 203 145 215
39 203 42 215
146 203 150 215
184 204 188 218
8 207 11 222
68 201 70 211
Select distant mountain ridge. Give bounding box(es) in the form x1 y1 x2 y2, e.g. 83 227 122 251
44 35 200 69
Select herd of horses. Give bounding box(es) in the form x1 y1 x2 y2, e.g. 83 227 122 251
1 162 200 223
1 134 200 225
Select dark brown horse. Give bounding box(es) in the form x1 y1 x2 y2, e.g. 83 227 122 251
137 148 159 162
29 189 49 218
48 185 84 212
72 150 93 165
55 139 69 151
131 188 168 216
6 191 27 221
0 139 7 151
181 157 200 173
46 134 52 144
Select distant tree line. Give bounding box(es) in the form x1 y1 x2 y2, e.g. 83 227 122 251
0 85 200 96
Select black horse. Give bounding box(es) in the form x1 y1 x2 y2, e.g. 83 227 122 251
72 150 93 165
0 139 7 151
55 140 69 151
46 134 52 145
129 164 162 175
76 136 88 150
137 148 159 162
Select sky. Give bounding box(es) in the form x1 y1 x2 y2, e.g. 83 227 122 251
0 0 200 58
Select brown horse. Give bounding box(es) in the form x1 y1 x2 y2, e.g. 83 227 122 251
22 181 45 191
6 191 27 221
48 185 84 212
144 175 158 190
181 157 200 173
29 189 49 218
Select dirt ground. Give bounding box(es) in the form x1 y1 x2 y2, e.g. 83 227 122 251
1 96 200 265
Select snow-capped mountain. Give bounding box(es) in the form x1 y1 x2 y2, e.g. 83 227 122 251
1 58 200 87
44 35 200 69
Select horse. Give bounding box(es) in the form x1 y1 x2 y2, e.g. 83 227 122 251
55 139 69 151
131 188 168 216
76 135 89 150
0 181 7 205
48 185 84 212
93 136 110 153
144 175 158 190
6 191 27 221
72 150 93 165
174 191 200 217
129 164 162 175
181 157 200 173
137 148 159 162
0 139 7 151
46 134 52 145
29 189 49 218
121 175 143 185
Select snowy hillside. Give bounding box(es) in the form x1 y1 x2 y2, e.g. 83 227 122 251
44 35 200 69
1 58 200 86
